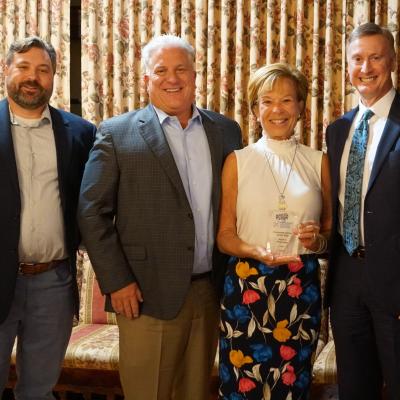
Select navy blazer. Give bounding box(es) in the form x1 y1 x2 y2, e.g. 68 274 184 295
326 92 400 314
0 98 96 324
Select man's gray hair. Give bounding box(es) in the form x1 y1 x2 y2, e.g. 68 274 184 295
6 36 57 74
142 34 195 73
347 22 396 59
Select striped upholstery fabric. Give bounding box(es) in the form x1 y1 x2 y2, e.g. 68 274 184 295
63 324 119 370
11 325 119 371
311 258 337 384
64 252 119 370
312 339 337 384
79 251 117 325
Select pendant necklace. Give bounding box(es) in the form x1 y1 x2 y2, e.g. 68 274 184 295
264 140 298 211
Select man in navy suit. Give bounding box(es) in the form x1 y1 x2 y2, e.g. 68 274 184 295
0 37 95 399
326 23 400 400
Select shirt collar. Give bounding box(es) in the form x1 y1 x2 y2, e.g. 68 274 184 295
9 105 52 128
358 87 396 121
152 104 202 126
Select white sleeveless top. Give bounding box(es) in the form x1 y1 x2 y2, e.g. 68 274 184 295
235 135 323 255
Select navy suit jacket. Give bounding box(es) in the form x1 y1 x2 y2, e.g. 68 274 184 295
0 98 96 324
326 92 400 314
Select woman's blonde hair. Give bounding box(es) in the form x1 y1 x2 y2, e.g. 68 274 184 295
248 63 308 115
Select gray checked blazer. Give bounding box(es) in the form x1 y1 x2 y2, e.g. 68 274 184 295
78 104 242 320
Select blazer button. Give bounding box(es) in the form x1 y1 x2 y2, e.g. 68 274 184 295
187 246 194 251
187 212 193 219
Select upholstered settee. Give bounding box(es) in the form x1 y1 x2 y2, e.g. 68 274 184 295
7 251 123 399
7 255 337 398
311 259 338 386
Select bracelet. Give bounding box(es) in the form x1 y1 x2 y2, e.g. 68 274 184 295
314 234 328 254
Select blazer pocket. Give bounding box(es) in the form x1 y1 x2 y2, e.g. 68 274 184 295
124 245 147 260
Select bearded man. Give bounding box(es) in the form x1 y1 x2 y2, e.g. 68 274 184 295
0 36 95 399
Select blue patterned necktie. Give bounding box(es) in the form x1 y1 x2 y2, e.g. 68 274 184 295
343 109 374 255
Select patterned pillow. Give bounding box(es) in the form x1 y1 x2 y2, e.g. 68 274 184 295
78 251 117 325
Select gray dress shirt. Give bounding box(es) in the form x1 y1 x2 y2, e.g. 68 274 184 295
10 107 67 262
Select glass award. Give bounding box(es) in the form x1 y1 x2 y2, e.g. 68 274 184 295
269 209 298 255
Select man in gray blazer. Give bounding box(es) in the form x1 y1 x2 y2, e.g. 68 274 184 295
78 34 242 400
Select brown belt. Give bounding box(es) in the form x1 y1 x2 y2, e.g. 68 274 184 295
351 246 365 259
18 259 66 276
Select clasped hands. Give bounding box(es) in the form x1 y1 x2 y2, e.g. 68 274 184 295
255 220 322 267
110 282 143 319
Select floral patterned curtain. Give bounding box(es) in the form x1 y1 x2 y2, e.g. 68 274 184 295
0 0 71 110
81 0 399 147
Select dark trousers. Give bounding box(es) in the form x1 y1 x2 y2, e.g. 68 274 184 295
330 244 400 400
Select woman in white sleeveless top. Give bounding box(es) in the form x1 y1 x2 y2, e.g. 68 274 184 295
217 63 331 400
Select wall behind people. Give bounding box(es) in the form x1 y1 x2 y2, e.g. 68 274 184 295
81 1 400 146
0 0 71 109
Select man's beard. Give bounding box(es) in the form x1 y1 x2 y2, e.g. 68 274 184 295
7 79 52 110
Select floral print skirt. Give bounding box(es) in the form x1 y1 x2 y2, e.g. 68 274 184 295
219 255 321 400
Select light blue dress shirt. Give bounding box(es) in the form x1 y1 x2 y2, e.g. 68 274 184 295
153 105 213 274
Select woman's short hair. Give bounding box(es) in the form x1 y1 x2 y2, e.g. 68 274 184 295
6 36 57 74
142 34 195 73
248 63 308 114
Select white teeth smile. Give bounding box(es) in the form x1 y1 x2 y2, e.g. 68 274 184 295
360 77 375 82
165 88 180 92
270 119 287 124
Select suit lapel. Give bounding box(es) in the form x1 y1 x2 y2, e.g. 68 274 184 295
137 105 190 207
331 108 358 191
367 93 400 192
199 109 222 222
0 99 20 194
49 106 72 212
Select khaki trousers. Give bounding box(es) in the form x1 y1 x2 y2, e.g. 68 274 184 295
117 277 219 400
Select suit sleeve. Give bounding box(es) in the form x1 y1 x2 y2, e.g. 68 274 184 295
234 121 243 150
325 124 334 163
78 124 136 294
224 119 243 157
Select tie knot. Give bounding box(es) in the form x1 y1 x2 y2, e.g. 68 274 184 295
361 109 374 122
